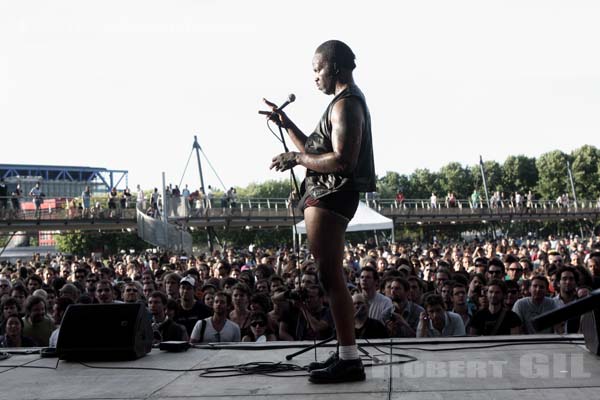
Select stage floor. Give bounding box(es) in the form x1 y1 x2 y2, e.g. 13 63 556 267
1 335 598 400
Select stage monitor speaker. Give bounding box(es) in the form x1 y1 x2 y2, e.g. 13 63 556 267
581 308 600 356
533 289 600 356
56 303 153 361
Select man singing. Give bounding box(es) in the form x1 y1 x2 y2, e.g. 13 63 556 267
265 40 376 383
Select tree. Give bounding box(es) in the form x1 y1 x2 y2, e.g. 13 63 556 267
536 150 570 200
409 169 441 199
438 162 472 198
238 179 294 199
56 231 147 256
502 155 538 194
471 160 503 197
570 145 600 201
377 171 411 198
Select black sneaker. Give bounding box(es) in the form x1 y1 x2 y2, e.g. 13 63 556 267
307 352 338 372
308 358 365 384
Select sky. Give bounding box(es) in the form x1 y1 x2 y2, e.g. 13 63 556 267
1 0 599 192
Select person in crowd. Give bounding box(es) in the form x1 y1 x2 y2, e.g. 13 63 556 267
26 275 43 294
360 266 393 323
417 293 465 337
1 297 20 335
353 293 387 339
149 291 188 343
48 296 74 347
59 283 80 303
174 276 212 337
451 282 471 329
553 266 580 333
586 255 600 289
29 182 44 218
279 284 333 341
407 276 424 306
0 279 12 303
486 258 505 282
470 280 521 335
81 186 92 218
123 281 143 303
385 277 423 337
163 272 181 300
229 283 252 338
467 274 486 311
22 295 54 346
190 291 240 343
504 280 520 309
512 275 558 334
505 255 524 281
10 284 28 311
270 288 295 340
242 311 277 342
96 280 118 304
1 314 37 348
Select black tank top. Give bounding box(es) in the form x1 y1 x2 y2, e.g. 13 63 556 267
303 83 376 199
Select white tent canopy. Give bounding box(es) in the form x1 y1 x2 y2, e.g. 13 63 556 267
295 201 394 236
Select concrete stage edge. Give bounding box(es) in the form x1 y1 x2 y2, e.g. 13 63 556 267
1 335 598 400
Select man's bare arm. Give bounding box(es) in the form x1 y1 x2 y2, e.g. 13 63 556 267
296 98 364 174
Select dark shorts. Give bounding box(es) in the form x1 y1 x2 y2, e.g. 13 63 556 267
299 191 359 221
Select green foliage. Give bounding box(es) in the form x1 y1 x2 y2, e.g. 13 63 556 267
570 145 600 200
535 150 570 199
502 155 538 193
55 232 90 255
471 160 503 194
377 171 410 198
209 146 600 203
409 169 441 199
0 235 10 248
192 227 293 248
237 179 294 199
55 231 147 256
438 162 473 198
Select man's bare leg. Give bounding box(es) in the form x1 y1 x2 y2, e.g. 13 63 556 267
304 206 365 383
304 206 354 345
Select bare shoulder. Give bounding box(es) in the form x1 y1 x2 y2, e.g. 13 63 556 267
330 96 365 126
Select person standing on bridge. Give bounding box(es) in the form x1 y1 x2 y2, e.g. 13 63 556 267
265 40 376 384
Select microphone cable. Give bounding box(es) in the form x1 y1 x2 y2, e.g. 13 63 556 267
266 118 302 258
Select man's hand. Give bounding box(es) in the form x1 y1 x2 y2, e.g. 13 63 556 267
260 98 291 129
270 152 299 172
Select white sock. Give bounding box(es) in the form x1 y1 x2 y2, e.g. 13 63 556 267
339 344 359 360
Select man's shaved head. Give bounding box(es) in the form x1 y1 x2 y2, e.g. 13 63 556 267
315 40 356 71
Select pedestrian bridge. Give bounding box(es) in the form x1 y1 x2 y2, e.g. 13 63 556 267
1 197 598 234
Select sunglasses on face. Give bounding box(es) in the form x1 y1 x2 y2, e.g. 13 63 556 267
251 320 266 327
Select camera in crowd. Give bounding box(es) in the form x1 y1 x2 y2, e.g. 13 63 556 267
287 288 309 302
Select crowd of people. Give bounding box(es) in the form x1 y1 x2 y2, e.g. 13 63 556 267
0 180 243 221
1 234 599 348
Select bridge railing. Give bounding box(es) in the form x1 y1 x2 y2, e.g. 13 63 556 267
0 195 137 220
1 195 599 222
167 197 292 219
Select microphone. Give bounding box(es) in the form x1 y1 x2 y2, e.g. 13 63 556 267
258 93 296 115
277 93 296 111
